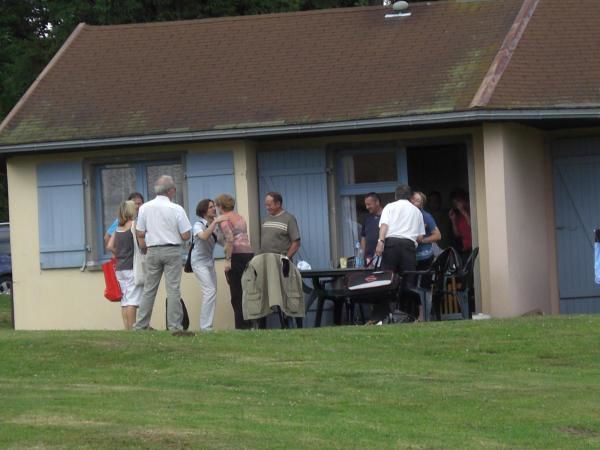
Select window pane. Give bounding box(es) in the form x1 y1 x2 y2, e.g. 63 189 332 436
146 164 184 205
342 152 397 184
101 167 136 232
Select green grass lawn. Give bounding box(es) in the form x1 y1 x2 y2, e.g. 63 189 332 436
1 316 600 449
0 293 11 329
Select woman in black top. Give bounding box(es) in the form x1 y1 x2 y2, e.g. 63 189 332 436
107 200 142 329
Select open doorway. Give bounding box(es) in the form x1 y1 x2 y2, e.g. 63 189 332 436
407 143 470 252
407 142 476 315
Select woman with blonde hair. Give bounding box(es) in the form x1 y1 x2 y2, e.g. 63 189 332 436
107 200 143 329
214 193 254 329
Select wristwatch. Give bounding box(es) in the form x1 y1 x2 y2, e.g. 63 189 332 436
378 239 385 244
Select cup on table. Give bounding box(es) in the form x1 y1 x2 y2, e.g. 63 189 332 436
339 257 347 269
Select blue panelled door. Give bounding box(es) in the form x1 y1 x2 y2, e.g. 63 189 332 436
553 149 600 313
257 148 331 269
186 151 235 259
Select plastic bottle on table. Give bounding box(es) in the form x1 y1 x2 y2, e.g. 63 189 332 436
354 241 364 268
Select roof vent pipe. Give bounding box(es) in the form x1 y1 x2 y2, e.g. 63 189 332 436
385 1 411 18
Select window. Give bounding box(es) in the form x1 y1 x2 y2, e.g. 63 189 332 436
94 159 184 261
38 151 235 269
347 152 398 184
336 146 407 257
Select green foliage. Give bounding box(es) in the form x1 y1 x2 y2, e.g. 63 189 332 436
1 316 600 448
0 1 53 118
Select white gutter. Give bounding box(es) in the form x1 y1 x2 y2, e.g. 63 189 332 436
1 108 599 154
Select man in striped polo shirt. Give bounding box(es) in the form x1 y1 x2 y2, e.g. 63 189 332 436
260 192 301 260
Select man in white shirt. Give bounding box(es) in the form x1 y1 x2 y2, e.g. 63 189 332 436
135 175 192 332
373 184 425 321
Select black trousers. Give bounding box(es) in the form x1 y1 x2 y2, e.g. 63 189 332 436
372 237 418 321
381 237 417 283
227 253 253 329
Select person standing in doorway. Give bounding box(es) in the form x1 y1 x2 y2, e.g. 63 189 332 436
427 190 452 249
411 191 442 320
260 192 301 260
410 191 442 269
360 192 383 266
449 189 472 262
449 188 474 316
134 175 191 332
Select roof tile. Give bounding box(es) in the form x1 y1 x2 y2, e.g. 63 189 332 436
1 1 522 145
489 0 600 108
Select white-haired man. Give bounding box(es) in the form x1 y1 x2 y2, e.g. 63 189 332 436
135 175 191 332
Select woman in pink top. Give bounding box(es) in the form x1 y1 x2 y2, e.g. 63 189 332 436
215 194 254 329
449 189 472 260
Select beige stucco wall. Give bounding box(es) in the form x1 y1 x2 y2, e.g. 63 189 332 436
8 140 256 330
12 124 561 328
234 141 260 254
481 123 557 316
471 129 489 313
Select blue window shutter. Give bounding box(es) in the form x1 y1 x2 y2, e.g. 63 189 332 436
37 161 86 268
186 152 235 258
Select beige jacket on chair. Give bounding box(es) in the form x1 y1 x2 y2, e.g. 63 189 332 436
241 253 305 320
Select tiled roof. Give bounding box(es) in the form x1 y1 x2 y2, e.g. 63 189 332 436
488 0 600 109
1 0 592 147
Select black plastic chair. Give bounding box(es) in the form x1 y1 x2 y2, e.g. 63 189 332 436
448 247 479 319
431 247 479 320
404 247 462 321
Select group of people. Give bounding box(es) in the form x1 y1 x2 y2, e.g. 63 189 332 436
361 185 472 321
106 173 470 330
360 187 472 265
107 175 301 333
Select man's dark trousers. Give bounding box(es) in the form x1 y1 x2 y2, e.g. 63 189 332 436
372 237 418 321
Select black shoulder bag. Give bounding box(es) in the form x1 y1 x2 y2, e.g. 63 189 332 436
184 236 194 273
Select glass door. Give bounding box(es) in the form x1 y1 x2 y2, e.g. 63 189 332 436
336 146 407 257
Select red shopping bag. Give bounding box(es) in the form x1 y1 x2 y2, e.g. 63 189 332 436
102 258 122 302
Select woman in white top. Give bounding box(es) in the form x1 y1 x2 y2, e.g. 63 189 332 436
192 199 225 331
107 200 143 330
